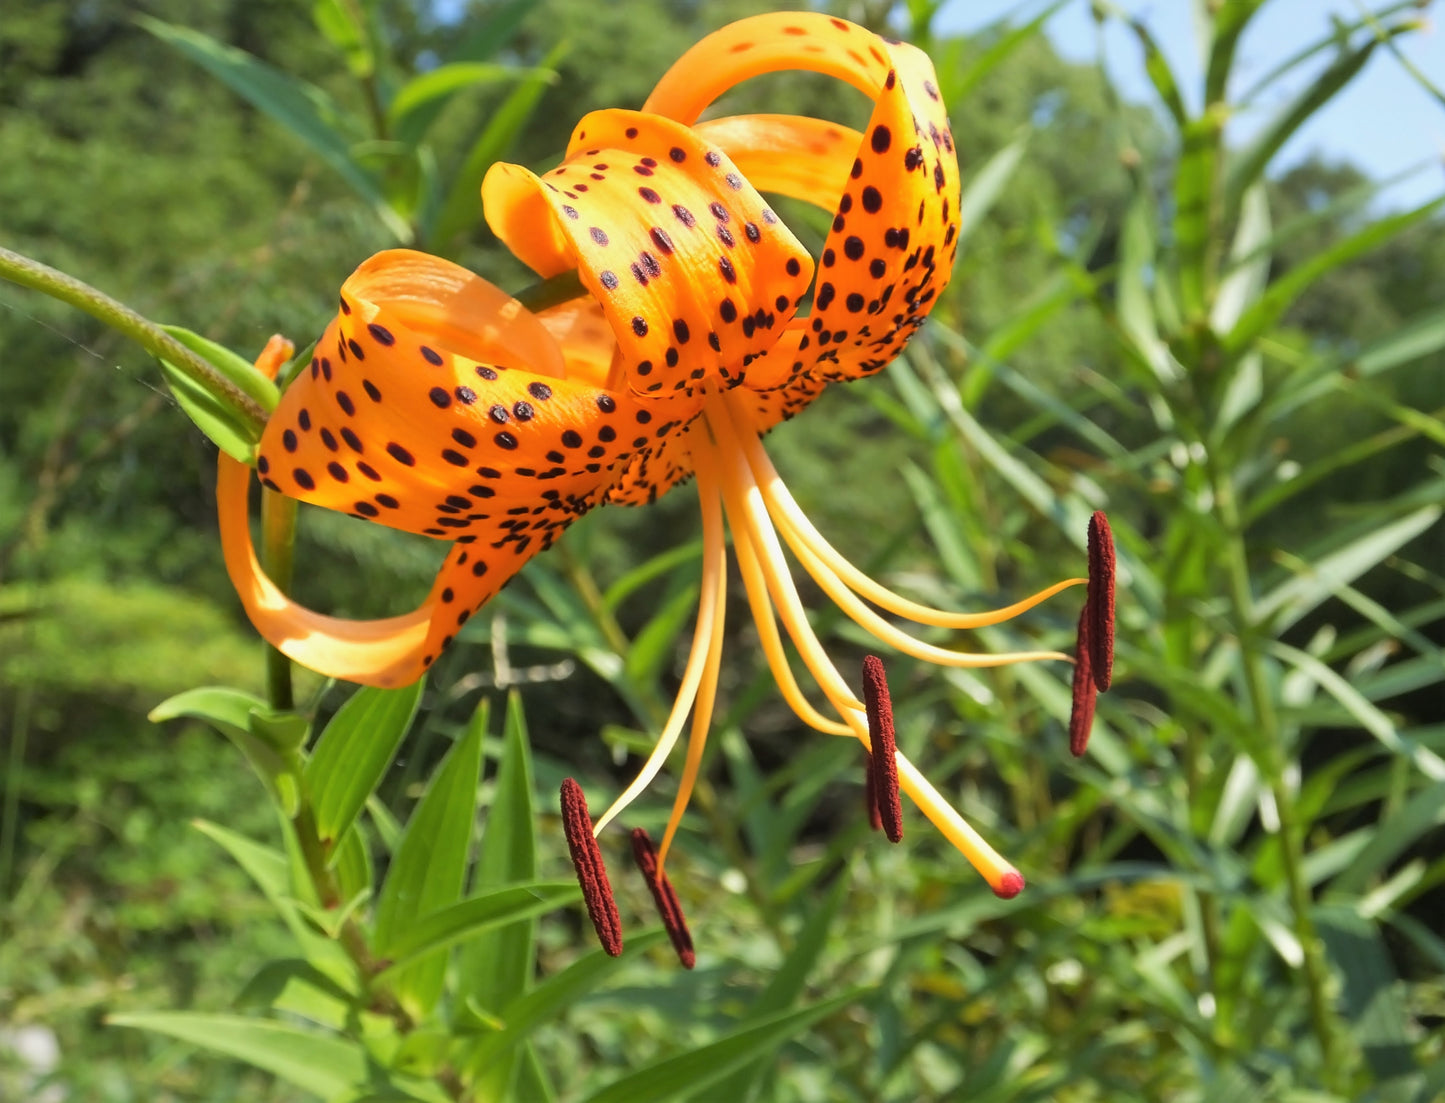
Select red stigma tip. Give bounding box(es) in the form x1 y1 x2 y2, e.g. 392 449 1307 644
1087 511 1116 692
560 779 623 957
861 656 903 843
994 870 1025 899
630 829 696 969
1069 605 1098 757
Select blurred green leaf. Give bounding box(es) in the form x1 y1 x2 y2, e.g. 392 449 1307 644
136 15 410 241
373 882 580 978
313 0 375 79
580 992 864 1103
1315 907 1416 1082
389 63 532 146
108 1012 366 1096
955 131 1028 248
373 701 485 1018
306 680 425 856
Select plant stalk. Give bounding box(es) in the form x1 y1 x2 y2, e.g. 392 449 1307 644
261 489 299 712
0 245 268 437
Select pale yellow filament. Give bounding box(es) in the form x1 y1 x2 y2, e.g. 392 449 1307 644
656 460 730 873
700 395 1022 893
592 469 726 837
736 424 1086 629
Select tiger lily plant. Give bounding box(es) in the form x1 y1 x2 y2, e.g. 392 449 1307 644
217 13 1115 957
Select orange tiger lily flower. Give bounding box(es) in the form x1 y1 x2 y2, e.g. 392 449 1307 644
218 13 1108 899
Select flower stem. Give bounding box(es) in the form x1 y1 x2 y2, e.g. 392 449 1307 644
261 488 299 712
0 245 268 438
1212 465 1342 1085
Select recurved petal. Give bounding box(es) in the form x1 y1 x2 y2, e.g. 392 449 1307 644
482 109 814 402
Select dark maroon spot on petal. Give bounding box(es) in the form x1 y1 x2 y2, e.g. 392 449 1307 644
638 186 661 203
717 224 735 247
625 127 639 139
871 125 892 153
720 299 737 323
347 338 365 360
298 409 311 431
704 150 721 167
429 387 451 409
387 443 415 466
476 365 498 380
561 429 583 448
668 146 686 163
282 429 297 453
452 428 477 448
870 258 887 278
743 221 760 243
631 316 648 337
600 270 619 290
590 226 609 246
336 391 355 416
562 204 579 219
528 381 553 401
355 500 379 517
846 292 865 312
339 295 351 315
672 204 696 228
421 345 444 366
327 461 349 483
862 186 883 213
512 401 534 421
719 257 736 283
341 427 363 452
708 202 729 222
366 323 395 346
673 319 690 344
320 428 338 452
357 461 381 481
442 449 468 466
494 432 519 450
293 468 315 491
560 779 623 957
724 171 743 190
844 236 865 260
596 394 616 413
598 425 616 442
650 227 674 254
786 257 802 276
455 386 477 405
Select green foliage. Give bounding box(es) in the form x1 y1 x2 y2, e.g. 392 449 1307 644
2 1 1443 1101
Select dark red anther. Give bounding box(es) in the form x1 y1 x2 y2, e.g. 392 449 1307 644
861 655 903 843
864 751 883 831
560 779 623 957
1087 511 1116 692
630 828 695 969
1069 604 1097 757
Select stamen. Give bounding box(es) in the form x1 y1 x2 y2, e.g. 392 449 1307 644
864 751 883 831
1069 604 1097 757
861 656 903 842
560 779 623 956
1087 511 1116 692
995 870 1026 899
631 828 696 969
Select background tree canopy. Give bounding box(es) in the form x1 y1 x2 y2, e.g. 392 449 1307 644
1 1 1441 1100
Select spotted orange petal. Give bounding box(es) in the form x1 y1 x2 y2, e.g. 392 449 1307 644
225 250 664 686
483 108 815 402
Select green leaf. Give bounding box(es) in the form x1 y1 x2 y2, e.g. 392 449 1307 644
948 0 1067 107
306 681 424 855
136 15 410 242
155 354 259 462
954 131 1028 249
1315 907 1416 1082
428 42 564 250
389 63 532 146
159 325 280 411
1209 181 1270 336
108 1012 366 1097
1330 781 1445 898
373 882 580 980
459 693 536 1012
711 876 849 1101
624 582 699 687
1128 17 1188 127
235 959 356 1030
466 930 667 1073
1172 115 1219 320
373 702 485 1018
313 0 375 79
333 823 374 907
580 992 863 1103
1224 197 1445 356
603 541 703 611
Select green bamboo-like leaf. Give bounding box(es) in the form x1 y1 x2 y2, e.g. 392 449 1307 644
624 582 700 686
1224 35 1385 222
459 694 535 1009
954 131 1028 248
1203 0 1267 105
306 680 425 854
428 42 565 250
1329 781 1445 898
603 541 703 611
136 15 409 242
1172 116 1219 321
150 687 302 810
235 959 355 1030
313 0 375 79
710 876 850 1101
466 930 667 1074
333 823 373 907
1128 17 1188 126
1315 907 1416 1081
1117 186 1177 376
1224 198 1445 356
108 1012 366 1097
389 63 531 145
581 992 863 1103
373 703 485 1018
160 325 280 411
948 0 1066 106
1210 181 1270 336
155 354 259 462
373 883 580 979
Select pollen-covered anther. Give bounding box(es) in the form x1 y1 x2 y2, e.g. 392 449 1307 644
861 655 903 843
864 751 883 832
1069 604 1097 758
630 828 696 969
1087 511 1116 692
560 779 624 957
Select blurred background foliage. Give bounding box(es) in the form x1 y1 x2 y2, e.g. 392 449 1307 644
1 0 1443 1100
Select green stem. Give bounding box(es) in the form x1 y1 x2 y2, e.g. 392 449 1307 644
0 245 268 438
1212 465 1341 1085
261 489 299 711
513 269 587 315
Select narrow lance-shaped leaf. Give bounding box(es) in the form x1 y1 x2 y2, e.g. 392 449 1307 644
373 702 486 1019
305 680 425 856
136 15 411 242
